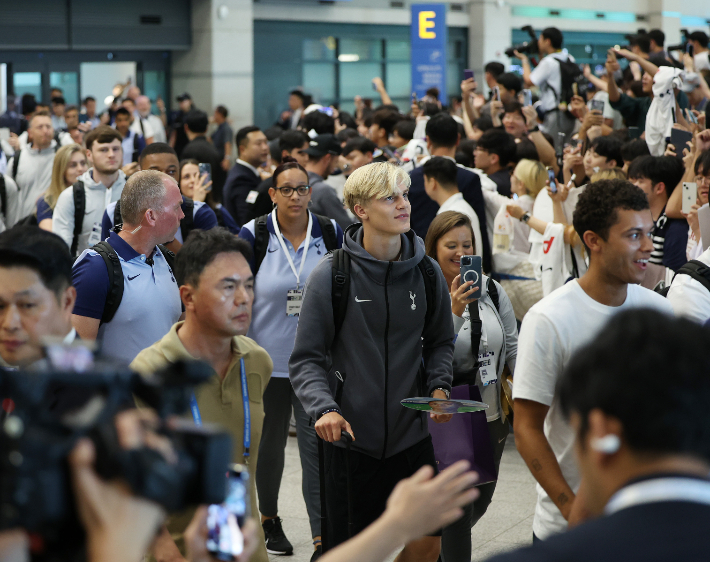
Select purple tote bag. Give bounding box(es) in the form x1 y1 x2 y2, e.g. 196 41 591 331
427 384 497 485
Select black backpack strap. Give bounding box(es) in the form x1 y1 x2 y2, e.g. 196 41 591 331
331 248 351 337
0 175 6 218
215 206 226 228
676 260 710 293
313 213 339 251
487 277 500 314
180 198 195 242
252 214 270 276
12 150 20 180
416 256 438 331
92 241 124 324
113 200 122 229
71 181 86 257
158 244 176 274
53 132 61 151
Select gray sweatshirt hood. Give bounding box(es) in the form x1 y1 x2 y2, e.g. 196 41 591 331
342 223 427 284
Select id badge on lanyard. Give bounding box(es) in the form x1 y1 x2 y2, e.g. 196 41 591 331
477 313 498 386
272 209 312 317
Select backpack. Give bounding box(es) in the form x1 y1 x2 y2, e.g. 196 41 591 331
555 57 585 109
252 212 338 276
91 241 176 324
12 135 61 180
114 197 195 243
655 260 710 297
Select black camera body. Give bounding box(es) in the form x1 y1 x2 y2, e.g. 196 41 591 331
667 29 690 54
0 360 232 558
505 25 539 58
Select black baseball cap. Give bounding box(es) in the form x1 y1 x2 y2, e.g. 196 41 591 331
176 92 192 102
305 134 342 157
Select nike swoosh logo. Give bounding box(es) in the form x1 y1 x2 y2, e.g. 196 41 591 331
268 248 279 253
355 297 371 303
128 274 140 280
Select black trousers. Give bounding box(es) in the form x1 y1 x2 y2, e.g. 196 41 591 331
322 435 438 549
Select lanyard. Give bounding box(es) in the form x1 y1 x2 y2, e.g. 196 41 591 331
271 208 312 288
189 358 251 462
605 477 710 515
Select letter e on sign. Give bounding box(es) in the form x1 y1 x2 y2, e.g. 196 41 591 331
419 10 436 39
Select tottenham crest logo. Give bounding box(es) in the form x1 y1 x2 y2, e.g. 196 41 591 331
409 291 416 311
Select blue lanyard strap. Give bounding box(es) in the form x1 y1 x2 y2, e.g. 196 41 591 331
189 357 251 461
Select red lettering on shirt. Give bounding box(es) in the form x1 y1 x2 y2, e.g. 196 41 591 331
543 236 555 254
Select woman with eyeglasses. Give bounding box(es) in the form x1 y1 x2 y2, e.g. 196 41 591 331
239 156 343 561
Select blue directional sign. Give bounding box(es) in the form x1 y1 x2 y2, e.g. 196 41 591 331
411 4 447 102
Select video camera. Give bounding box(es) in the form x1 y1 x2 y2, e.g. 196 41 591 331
0 355 232 559
505 26 539 58
668 29 691 55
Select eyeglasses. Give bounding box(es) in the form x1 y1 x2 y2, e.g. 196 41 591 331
694 175 710 186
275 185 310 197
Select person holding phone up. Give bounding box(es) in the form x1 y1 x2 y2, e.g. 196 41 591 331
424 211 518 562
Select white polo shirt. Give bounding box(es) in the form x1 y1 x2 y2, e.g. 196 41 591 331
72 231 181 365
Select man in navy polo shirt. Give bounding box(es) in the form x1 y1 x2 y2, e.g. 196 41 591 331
71 170 184 364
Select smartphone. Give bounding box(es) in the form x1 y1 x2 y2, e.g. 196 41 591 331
199 163 213 192
687 43 694 57
372 80 379 91
548 168 558 194
683 182 698 215
493 86 500 101
686 108 698 125
206 465 250 561
572 82 578 97
460 255 482 298
382 146 403 165
464 69 475 80
590 99 605 113
0 127 9 142
522 89 532 106
670 128 693 160
78 113 89 124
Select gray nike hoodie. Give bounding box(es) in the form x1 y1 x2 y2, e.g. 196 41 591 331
289 223 454 459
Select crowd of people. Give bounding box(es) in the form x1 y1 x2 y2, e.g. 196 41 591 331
2 24 710 562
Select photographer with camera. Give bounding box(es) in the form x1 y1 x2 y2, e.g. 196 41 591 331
0 226 78 370
131 227 272 562
516 27 577 142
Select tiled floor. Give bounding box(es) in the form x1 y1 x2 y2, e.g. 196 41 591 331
267 433 537 562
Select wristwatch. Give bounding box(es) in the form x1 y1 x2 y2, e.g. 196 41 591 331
432 387 451 400
528 125 540 133
520 212 531 223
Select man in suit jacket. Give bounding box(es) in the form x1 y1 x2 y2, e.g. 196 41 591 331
222 126 270 225
486 308 710 562
408 114 490 272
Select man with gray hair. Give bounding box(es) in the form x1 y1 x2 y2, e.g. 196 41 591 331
70 169 184 364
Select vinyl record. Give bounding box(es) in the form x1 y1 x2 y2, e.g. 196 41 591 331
401 397 488 415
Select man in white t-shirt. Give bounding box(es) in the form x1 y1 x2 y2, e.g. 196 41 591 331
513 178 674 541
517 27 577 142
423 156 483 259
667 244 710 323
688 31 710 72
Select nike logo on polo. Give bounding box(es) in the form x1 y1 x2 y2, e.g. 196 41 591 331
355 297 371 303
128 274 140 280
268 248 279 253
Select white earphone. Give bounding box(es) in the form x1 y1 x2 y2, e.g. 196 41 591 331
590 434 621 454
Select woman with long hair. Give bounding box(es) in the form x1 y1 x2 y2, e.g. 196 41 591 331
179 158 240 233
37 143 88 231
425 211 518 562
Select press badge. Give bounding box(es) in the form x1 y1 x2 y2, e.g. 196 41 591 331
246 190 259 204
287 288 303 316
478 351 497 386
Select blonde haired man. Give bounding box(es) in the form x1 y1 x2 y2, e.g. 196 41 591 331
289 162 455 562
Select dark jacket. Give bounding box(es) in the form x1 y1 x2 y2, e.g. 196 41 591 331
409 165 491 272
247 177 275 223
181 136 226 198
289 224 454 459
487 476 710 562
307 171 354 231
222 163 261 225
